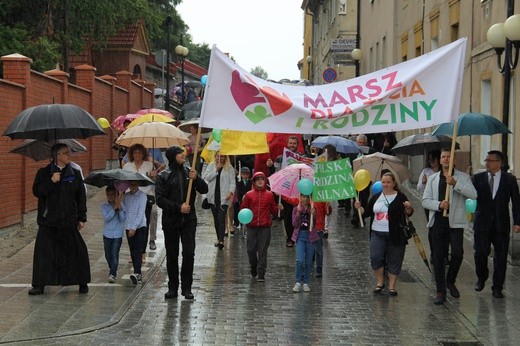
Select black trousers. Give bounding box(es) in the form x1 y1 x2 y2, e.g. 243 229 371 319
282 199 294 243
474 229 510 291
210 203 228 241
163 223 196 293
430 222 463 292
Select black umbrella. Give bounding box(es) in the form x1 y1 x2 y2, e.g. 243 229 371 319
391 133 459 156
84 169 154 188
3 104 106 141
9 139 87 161
178 100 203 121
185 81 202 89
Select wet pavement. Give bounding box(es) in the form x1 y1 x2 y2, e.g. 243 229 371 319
1 184 520 345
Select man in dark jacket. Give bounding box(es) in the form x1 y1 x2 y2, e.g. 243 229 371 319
156 146 208 300
29 143 90 295
240 172 283 282
473 150 520 298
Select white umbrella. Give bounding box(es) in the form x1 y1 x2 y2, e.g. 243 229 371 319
115 122 189 148
352 152 410 183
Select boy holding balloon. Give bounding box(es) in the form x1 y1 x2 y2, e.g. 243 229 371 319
240 172 283 282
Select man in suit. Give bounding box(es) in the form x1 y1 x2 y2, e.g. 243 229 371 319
473 150 520 298
422 148 477 305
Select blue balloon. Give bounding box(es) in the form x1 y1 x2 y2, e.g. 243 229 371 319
465 199 477 213
238 208 253 224
298 178 313 196
200 75 208 86
372 181 383 195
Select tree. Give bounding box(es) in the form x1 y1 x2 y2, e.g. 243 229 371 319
251 66 268 80
0 0 211 73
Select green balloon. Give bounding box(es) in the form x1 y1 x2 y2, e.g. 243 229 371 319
212 128 222 142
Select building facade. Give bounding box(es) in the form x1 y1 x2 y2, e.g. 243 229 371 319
303 0 520 262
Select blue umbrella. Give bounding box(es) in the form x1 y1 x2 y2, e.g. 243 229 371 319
432 112 511 175
311 136 361 154
432 112 512 136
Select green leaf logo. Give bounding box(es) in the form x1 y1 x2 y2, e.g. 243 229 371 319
245 105 272 124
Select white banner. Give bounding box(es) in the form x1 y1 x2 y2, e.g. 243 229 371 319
200 38 466 135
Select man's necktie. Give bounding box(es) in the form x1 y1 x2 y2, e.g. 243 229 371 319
489 173 495 197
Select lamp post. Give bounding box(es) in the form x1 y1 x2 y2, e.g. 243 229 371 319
486 1 520 170
164 16 172 111
175 45 189 105
351 48 363 78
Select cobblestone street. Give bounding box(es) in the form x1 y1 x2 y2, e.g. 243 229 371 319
1 186 520 345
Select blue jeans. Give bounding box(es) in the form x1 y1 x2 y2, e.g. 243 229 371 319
314 232 324 274
295 230 314 284
103 236 122 277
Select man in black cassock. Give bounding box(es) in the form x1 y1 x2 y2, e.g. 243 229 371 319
28 143 90 295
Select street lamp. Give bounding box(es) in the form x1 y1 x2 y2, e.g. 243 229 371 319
175 45 189 105
164 16 172 111
486 2 520 170
351 48 363 77
306 55 313 82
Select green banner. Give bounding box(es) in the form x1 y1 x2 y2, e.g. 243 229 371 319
313 158 356 201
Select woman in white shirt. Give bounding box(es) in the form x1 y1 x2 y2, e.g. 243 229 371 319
123 144 157 260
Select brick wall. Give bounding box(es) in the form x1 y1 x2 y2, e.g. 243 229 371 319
0 53 155 229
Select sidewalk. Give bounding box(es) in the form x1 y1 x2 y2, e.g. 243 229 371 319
1 185 520 344
0 189 167 343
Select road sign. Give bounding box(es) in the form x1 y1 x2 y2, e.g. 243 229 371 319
322 68 337 83
331 38 357 52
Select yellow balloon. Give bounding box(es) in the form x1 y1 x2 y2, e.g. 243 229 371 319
354 169 371 191
98 117 110 129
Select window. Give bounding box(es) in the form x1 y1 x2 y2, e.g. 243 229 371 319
480 79 491 163
339 0 346 14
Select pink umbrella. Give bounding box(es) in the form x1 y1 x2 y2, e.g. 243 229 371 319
136 108 174 117
111 113 140 132
268 163 314 198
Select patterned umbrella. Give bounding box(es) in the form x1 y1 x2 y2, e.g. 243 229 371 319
268 163 314 198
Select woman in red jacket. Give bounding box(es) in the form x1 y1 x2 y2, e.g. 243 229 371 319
240 172 283 282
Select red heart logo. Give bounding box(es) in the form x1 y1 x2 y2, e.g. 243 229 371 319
259 86 293 116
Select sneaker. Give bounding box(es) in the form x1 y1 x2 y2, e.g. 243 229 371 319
316 272 323 278
130 273 141 285
257 276 265 282
293 283 302 293
149 241 157 250
303 284 311 292
108 275 116 283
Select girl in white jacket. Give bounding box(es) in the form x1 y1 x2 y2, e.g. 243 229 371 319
203 152 236 249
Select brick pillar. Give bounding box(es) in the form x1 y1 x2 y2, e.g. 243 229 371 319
1 53 32 86
75 64 96 92
45 69 70 103
144 81 156 109
115 70 132 91
134 79 145 108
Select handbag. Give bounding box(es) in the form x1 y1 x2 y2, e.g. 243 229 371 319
201 198 210 210
383 193 414 240
400 217 416 240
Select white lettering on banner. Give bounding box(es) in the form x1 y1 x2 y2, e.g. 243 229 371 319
200 38 467 135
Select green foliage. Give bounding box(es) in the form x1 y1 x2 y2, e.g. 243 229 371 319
0 0 210 72
251 66 268 80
